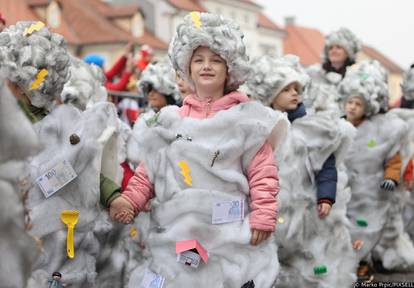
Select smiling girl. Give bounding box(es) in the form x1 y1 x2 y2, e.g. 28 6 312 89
109 12 288 287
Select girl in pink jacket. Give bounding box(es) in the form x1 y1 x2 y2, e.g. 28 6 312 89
109 12 288 287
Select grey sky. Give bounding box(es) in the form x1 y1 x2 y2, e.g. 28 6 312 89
256 0 413 69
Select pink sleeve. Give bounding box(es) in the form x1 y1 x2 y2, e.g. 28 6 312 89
247 141 279 232
122 162 155 214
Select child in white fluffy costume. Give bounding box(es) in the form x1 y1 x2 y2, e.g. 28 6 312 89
339 61 414 276
109 12 288 288
245 55 357 287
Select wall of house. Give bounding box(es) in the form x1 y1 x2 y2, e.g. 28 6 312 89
201 0 283 58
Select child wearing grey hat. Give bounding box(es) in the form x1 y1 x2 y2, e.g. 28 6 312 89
245 54 358 287
110 11 289 288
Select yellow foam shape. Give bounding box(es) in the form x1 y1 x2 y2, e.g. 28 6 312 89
278 217 284 224
130 227 137 238
30 69 48 90
178 160 192 186
190 11 202 29
23 21 45 36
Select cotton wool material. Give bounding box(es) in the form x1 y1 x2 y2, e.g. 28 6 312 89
26 103 122 287
168 12 250 93
0 21 70 109
127 102 288 288
0 69 40 288
244 55 310 107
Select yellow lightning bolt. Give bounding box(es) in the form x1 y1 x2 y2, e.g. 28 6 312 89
130 227 137 238
30 69 48 90
178 160 192 186
23 21 45 36
190 11 202 29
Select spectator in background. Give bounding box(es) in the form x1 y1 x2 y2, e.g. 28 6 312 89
84 43 136 92
0 12 6 32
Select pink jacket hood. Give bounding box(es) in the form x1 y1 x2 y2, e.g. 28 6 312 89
179 91 250 119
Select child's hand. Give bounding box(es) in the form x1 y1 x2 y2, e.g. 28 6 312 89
109 196 135 224
250 229 271 246
317 203 331 219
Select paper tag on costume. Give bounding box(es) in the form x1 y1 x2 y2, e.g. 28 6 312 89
177 250 201 268
140 269 165 288
212 198 244 224
36 160 77 198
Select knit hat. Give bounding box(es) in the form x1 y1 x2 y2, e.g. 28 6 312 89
401 66 414 101
0 21 70 108
83 54 105 68
168 12 250 93
338 60 388 117
244 54 310 106
323 28 361 62
137 61 180 105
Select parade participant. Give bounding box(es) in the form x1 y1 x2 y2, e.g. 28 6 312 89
339 61 414 277
245 54 357 287
127 61 181 166
0 21 123 287
308 28 361 86
0 67 40 288
110 12 289 287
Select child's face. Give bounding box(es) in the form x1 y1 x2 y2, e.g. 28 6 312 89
176 73 191 98
345 96 365 123
271 82 300 112
190 47 227 93
148 89 168 111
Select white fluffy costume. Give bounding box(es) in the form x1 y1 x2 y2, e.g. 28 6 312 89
0 68 41 288
124 12 289 288
307 28 361 87
338 61 414 270
0 21 124 286
0 21 70 109
61 56 107 110
245 55 357 287
26 102 121 287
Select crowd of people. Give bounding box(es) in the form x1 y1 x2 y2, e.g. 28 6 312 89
1 10 414 288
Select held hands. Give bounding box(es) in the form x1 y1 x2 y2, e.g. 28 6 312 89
317 203 332 219
250 229 272 246
109 196 135 224
380 179 397 191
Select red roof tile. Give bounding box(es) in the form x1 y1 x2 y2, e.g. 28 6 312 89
283 24 324 65
1 0 168 49
167 0 206 12
362 45 403 74
0 0 41 25
257 12 283 32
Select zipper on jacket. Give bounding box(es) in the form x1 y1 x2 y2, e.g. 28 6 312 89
205 99 212 117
